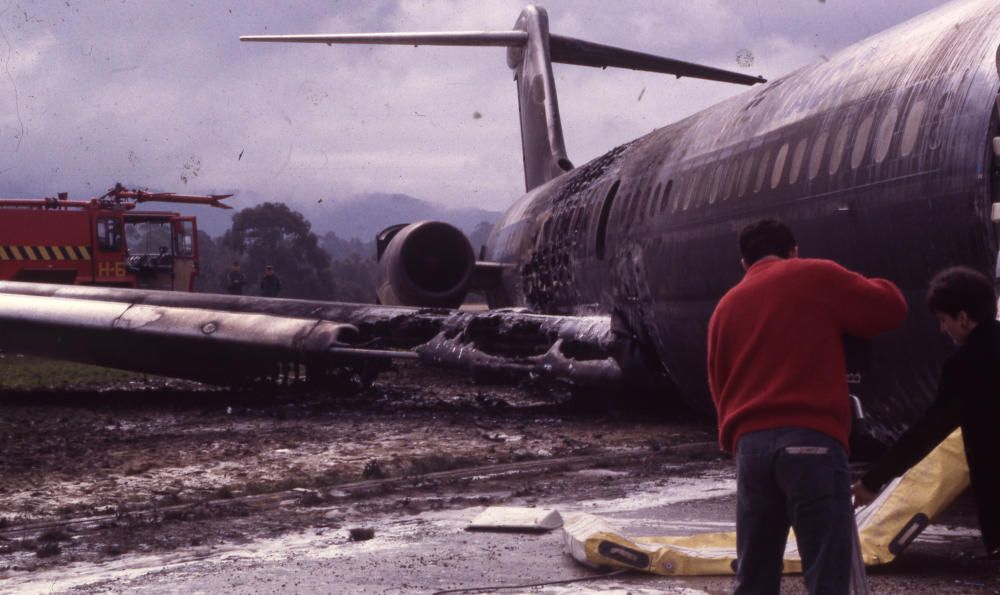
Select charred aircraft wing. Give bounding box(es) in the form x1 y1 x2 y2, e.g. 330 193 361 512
0 282 625 394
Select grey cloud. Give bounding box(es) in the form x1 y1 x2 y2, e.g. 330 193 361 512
0 0 950 218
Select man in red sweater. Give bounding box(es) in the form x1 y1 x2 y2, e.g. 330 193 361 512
708 219 907 594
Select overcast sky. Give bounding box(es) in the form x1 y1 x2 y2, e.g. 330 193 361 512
0 0 949 213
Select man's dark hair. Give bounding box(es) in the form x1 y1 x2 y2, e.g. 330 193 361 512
927 266 997 322
739 219 797 266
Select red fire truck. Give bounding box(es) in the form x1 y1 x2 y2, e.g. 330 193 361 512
0 184 231 291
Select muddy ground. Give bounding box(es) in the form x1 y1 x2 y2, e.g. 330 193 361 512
0 360 997 593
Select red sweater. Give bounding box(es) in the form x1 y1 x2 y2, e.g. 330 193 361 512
708 258 907 453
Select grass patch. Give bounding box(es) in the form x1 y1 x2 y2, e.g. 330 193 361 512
0 355 141 390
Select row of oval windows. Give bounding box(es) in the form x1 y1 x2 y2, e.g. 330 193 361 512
614 95 945 226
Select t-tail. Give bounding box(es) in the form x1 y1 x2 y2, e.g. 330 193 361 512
241 5 765 192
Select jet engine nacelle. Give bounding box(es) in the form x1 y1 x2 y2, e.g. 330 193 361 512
376 221 475 308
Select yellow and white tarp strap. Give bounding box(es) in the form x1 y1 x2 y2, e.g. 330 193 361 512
563 430 969 575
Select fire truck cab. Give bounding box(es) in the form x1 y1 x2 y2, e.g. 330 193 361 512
0 186 230 291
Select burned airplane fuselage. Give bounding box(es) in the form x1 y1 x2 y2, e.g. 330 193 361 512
483 1 1000 435
1 2 996 445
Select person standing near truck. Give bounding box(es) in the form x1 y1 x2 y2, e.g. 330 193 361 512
260 264 281 297
708 219 907 594
227 261 246 295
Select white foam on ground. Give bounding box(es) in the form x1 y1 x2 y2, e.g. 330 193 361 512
537 586 708 595
571 473 737 514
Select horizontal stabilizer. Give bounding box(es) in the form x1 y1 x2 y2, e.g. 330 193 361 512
549 35 765 86
241 7 766 191
240 31 528 47
241 30 765 85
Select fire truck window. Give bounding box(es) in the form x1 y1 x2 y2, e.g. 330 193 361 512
97 218 121 252
176 221 195 257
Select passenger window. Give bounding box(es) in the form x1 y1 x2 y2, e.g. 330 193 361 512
708 164 723 205
788 138 807 184
738 154 756 198
829 124 849 175
873 106 899 163
661 179 673 212
900 99 927 157
851 114 875 169
595 180 619 260
927 93 950 150
623 189 639 225
637 186 652 222
650 183 663 217
771 143 789 189
721 160 738 201
754 150 771 194
808 131 829 180
672 176 686 212
683 171 702 211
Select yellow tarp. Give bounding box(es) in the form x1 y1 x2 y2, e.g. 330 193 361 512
564 430 970 575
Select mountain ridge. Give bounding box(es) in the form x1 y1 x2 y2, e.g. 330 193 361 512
179 191 502 240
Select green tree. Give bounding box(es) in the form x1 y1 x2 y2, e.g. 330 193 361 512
320 230 378 303
222 202 335 299
468 221 493 257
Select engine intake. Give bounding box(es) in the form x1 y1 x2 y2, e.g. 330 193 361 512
376 221 475 308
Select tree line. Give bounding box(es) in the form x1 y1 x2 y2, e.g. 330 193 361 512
195 202 492 303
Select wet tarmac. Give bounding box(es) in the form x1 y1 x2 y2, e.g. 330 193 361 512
1 363 998 593
4 460 995 594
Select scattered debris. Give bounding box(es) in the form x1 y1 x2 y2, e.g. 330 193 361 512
362 460 387 479
467 506 562 533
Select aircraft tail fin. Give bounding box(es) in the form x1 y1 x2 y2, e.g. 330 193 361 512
241 6 765 192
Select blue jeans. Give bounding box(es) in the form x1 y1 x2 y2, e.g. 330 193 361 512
734 427 852 595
